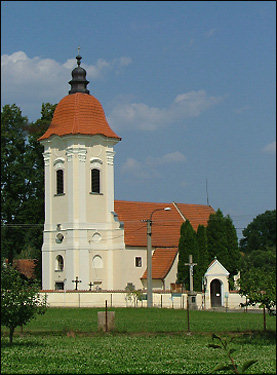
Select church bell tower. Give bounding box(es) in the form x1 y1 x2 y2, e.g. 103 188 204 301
39 53 124 291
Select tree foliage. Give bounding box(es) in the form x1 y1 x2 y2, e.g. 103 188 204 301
177 209 241 291
238 210 276 314
207 209 240 281
196 225 209 291
1 104 29 264
1 263 47 344
1 103 56 281
20 103 56 280
177 220 199 290
239 210 276 254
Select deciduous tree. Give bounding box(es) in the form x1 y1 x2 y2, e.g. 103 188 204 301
240 210 276 254
1 104 28 264
1 263 47 344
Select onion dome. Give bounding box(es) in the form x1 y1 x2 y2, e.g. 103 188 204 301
68 54 89 95
39 54 120 141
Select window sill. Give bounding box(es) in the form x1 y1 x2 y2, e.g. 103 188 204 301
55 270 64 272
54 193 65 197
90 192 103 195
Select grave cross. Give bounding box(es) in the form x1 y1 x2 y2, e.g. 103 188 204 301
185 254 197 292
88 282 94 291
72 276 82 290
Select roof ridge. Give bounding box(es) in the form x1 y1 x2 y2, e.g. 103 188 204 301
172 201 186 221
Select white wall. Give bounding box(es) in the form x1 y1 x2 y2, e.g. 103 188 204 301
40 290 258 310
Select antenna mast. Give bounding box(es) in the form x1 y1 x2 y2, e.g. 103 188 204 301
205 178 210 206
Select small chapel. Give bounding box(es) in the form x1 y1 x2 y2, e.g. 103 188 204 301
38 54 215 292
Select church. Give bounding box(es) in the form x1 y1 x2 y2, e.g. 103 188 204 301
38 54 215 292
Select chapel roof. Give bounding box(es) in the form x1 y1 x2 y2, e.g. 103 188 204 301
141 248 178 280
114 200 215 248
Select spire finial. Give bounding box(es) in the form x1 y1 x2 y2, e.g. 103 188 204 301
68 50 90 95
76 47 82 67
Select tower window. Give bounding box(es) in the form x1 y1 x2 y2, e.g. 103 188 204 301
135 257 142 267
55 255 64 271
56 170 64 194
91 169 100 193
55 282 64 290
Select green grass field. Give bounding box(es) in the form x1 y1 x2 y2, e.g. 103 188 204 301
1 308 276 374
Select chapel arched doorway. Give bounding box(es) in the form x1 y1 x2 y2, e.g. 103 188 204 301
210 279 222 307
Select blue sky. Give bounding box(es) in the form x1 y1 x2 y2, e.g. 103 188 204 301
1 1 276 238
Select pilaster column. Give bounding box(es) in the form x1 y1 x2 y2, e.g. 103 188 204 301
106 149 115 221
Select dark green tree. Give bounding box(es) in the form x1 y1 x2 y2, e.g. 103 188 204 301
239 248 276 326
196 224 209 291
206 209 229 267
239 210 276 254
20 103 56 281
206 209 240 288
1 103 56 283
1 263 47 344
238 210 276 321
177 220 199 290
1 104 29 264
224 214 241 281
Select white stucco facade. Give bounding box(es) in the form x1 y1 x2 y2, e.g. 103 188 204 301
204 259 230 309
40 134 128 291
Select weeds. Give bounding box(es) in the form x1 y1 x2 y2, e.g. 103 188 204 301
208 333 258 374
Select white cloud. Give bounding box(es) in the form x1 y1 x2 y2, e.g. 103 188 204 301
121 151 186 180
205 28 216 38
121 158 152 179
146 151 186 166
234 105 250 114
108 90 222 131
1 51 132 120
262 141 276 154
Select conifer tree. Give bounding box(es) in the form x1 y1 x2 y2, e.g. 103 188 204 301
196 224 209 291
177 220 198 290
206 209 229 267
224 214 241 277
206 209 240 288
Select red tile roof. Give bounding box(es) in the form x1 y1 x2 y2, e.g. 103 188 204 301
39 93 121 141
114 200 214 248
141 248 178 280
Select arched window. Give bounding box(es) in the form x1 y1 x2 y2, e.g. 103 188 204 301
92 255 103 268
55 255 64 271
56 170 64 194
91 169 100 193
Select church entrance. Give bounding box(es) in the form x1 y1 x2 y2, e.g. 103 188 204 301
210 279 222 307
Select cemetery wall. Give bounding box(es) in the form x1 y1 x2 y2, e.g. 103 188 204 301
39 290 258 310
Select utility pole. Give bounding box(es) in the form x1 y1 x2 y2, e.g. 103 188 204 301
144 207 171 308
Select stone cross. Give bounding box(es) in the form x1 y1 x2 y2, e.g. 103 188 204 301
185 255 197 292
72 276 82 290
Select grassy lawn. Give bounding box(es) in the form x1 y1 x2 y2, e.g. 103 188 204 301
3 307 276 334
1 308 276 374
